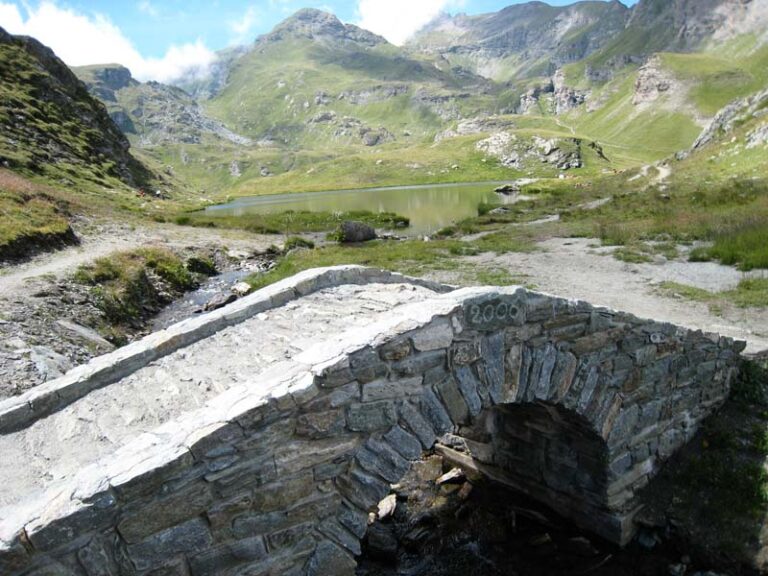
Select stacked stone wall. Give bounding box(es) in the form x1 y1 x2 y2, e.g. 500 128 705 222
0 267 745 575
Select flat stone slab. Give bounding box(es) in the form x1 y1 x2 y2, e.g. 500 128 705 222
0 282 438 509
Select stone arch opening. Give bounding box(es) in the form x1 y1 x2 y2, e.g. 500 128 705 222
454 402 610 527
348 401 612 575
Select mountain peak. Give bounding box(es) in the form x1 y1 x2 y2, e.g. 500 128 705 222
260 8 387 47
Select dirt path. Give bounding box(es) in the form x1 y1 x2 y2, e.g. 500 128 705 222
0 219 282 398
428 237 768 354
0 219 280 300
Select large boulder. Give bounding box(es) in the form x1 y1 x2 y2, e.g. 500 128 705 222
337 221 377 243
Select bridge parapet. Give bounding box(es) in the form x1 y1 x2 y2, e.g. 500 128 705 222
0 266 745 575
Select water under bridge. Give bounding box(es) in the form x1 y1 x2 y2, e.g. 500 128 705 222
0 266 745 575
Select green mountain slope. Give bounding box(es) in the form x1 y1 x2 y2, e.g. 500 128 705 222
66 2 768 200
205 9 499 148
0 27 149 188
74 64 252 148
0 27 157 260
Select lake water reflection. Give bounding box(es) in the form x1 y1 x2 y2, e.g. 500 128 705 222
205 181 519 235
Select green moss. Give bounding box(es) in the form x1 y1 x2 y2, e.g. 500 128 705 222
186 256 218 276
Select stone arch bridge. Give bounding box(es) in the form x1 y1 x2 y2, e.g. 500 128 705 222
0 266 744 575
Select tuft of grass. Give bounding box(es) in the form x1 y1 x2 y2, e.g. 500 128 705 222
578 178 768 271
469 228 538 255
186 256 218 276
612 241 679 264
691 223 768 271
0 171 77 260
477 202 502 216
74 247 202 329
284 236 315 251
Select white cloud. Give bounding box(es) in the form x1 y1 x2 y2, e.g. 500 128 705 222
229 5 259 44
0 2 23 30
137 1 159 18
0 1 214 83
356 0 464 45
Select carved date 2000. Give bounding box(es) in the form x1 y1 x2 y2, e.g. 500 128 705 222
464 296 524 330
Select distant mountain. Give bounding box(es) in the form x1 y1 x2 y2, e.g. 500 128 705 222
74 64 251 148
173 45 251 101
0 27 149 187
203 8 499 148
52 2 768 195
260 7 386 47
408 1 631 81
409 0 768 83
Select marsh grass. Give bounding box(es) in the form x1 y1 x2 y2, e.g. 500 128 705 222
175 209 409 235
573 178 768 270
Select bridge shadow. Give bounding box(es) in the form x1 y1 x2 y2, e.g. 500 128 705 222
635 359 768 574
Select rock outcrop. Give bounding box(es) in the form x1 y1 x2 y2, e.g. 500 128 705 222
260 8 386 47
632 56 677 105
691 88 768 150
476 133 583 171
552 69 588 114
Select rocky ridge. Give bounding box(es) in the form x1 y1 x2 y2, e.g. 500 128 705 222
691 87 768 151
74 65 251 148
408 1 631 81
476 132 582 171
259 8 386 47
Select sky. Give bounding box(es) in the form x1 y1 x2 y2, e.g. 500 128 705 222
0 0 636 83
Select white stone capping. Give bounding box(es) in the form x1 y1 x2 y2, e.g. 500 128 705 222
0 265 452 434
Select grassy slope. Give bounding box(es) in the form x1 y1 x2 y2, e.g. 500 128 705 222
660 37 768 116
205 38 496 145
0 40 147 189
0 169 78 260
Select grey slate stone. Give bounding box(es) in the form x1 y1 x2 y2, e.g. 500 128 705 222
397 400 437 448
127 518 212 572
454 365 482 416
188 536 267 576
383 425 423 460
435 376 469 424
479 332 506 403
418 388 454 434
307 540 356 576
347 402 397 432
